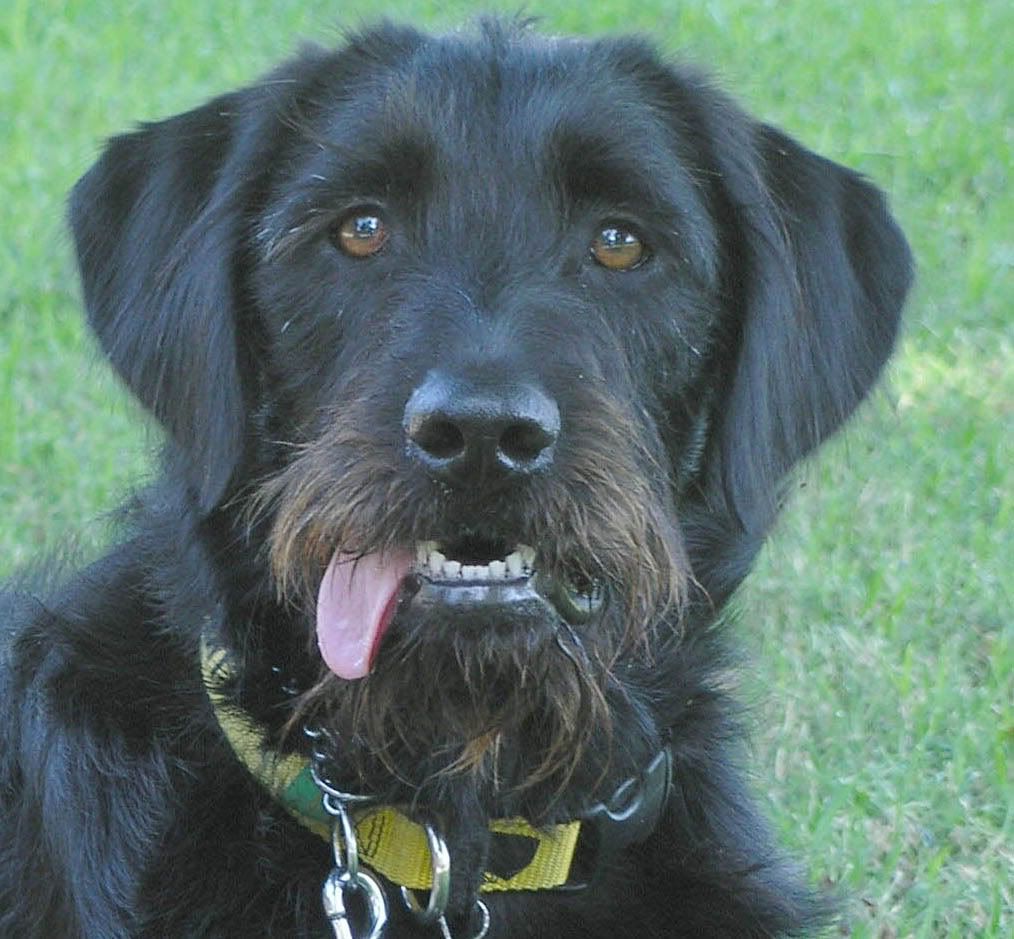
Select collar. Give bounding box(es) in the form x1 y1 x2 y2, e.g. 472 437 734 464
201 637 671 894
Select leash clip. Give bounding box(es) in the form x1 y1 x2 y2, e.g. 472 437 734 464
319 795 389 939
322 866 388 939
306 727 491 938
308 727 389 939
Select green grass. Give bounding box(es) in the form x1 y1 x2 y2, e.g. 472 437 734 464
2 1 1010 935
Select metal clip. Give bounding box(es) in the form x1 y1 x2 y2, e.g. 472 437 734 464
308 725 390 939
306 726 494 939
322 867 388 939
323 794 361 882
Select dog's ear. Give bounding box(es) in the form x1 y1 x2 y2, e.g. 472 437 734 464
69 90 263 510
708 122 913 534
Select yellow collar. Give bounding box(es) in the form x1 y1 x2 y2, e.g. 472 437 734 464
201 641 582 893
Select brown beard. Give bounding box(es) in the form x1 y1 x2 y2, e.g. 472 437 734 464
251 377 691 807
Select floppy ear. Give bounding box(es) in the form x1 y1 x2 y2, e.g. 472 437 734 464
69 91 262 510
709 123 913 534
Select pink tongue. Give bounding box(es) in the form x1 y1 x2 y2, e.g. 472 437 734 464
316 549 413 679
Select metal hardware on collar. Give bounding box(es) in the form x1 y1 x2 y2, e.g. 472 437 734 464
311 726 391 939
471 899 491 939
438 899 491 939
322 867 388 939
556 745 673 891
399 822 451 925
307 726 375 807
592 746 673 845
325 798 361 883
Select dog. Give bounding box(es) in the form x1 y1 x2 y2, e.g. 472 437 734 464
0 19 912 938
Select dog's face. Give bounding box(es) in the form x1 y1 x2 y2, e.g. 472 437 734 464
69 23 910 815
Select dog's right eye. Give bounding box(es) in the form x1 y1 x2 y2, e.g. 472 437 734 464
331 212 389 259
590 225 648 272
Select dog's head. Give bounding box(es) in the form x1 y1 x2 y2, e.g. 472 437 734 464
69 21 910 813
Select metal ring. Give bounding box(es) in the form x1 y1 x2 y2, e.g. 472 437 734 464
399 822 451 925
470 899 491 939
436 899 491 939
305 724 373 805
351 869 389 939
310 759 374 805
324 798 360 881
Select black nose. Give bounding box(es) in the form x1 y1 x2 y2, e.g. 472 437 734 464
404 372 560 487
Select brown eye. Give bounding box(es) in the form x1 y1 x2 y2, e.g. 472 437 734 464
590 226 646 271
333 212 388 258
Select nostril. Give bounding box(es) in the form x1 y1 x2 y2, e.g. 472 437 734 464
411 418 466 460
499 420 556 464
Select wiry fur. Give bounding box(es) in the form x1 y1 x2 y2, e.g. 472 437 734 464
1 19 911 938
259 369 688 805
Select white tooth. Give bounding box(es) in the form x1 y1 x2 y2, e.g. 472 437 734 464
428 551 446 576
489 560 506 580
443 560 462 579
464 565 487 581
505 552 523 576
475 564 491 580
416 543 429 566
518 545 536 568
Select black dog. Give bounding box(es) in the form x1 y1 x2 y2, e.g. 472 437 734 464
0 20 911 938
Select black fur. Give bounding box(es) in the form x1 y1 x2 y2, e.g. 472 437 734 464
1 21 911 938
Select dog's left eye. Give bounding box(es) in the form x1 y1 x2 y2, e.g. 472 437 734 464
332 212 389 258
590 226 647 271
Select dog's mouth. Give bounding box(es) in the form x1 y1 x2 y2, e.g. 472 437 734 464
315 537 605 680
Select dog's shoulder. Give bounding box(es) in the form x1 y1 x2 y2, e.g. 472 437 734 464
0 530 204 750
0 539 215 936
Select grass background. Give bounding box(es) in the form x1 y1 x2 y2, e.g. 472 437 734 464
1 1 1010 935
